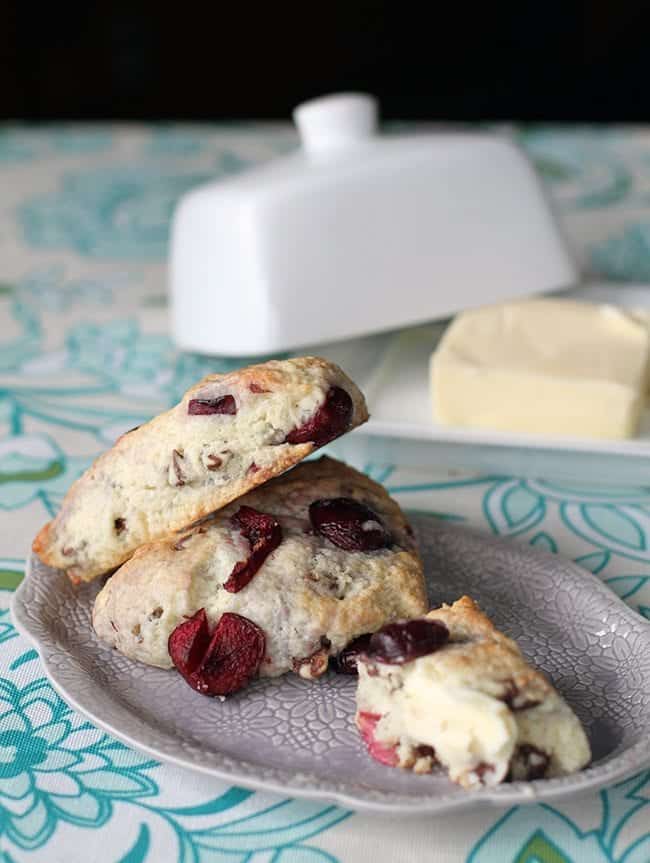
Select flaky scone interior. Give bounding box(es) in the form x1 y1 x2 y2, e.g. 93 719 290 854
356 596 591 788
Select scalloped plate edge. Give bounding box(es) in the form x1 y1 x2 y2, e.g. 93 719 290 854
11 522 650 815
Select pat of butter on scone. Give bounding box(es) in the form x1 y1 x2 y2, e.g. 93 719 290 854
400 663 518 784
431 299 650 439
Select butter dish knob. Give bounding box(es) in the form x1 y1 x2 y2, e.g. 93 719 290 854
293 92 379 155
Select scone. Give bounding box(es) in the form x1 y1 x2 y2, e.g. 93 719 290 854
33 357 368 582
93 457 427 694
355 596 591 788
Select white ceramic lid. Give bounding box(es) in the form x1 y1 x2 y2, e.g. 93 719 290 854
170 94 578 356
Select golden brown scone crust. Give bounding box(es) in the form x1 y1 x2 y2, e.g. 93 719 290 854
33 357 368 582
423 596 553 706
92 456 426 677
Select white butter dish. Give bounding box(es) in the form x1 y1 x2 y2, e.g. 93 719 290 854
170 94 577 356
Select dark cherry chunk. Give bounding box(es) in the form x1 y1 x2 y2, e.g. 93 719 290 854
249 383 270 393
508 744 550 781
188 394 237 415
309 498 391 552
415 744 436 760
284 386 353 447
224 506 283 593
168 609 265 696
500 679 542 712
114 517 127 535
365 619 449 665
335 633 373 674
168 608 211 678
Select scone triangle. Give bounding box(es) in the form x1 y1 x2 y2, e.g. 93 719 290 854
93 457 427 684
356 597 591 786
32 357 368 582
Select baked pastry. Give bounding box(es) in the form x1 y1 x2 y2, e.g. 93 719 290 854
33 357 368 582
355 596 591 788
92 457 427 694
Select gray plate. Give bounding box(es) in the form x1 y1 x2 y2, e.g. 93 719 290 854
12 517 650 815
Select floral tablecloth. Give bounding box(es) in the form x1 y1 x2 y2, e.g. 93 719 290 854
1 124 649 862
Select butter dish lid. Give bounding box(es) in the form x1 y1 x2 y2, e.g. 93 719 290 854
170 94 578 356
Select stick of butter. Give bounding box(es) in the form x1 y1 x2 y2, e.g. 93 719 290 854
430 299 650 439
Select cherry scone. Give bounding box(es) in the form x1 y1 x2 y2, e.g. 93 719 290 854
33 357 368 582
92 457 427 695
355 596 591 788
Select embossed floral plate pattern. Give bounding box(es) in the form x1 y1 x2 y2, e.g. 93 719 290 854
12 517 650 814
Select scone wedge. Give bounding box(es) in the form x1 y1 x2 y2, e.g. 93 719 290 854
93 457 427 691
33 357 368 582
355 596 591 788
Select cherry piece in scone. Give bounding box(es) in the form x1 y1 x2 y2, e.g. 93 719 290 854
284 386 353 447
356 711 399 767
509 744 550 781
365 619 449 665
500 679 542 712
188 394 237 415
168 608 212 678
309 498 391 552
335 633 372 674
224 506 283 593
168 609 265 696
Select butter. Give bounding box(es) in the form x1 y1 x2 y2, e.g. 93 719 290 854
431 299 650 439
357 654 518 785
401 661 517 785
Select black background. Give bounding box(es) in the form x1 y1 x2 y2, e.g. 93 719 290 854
1 1 648 122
